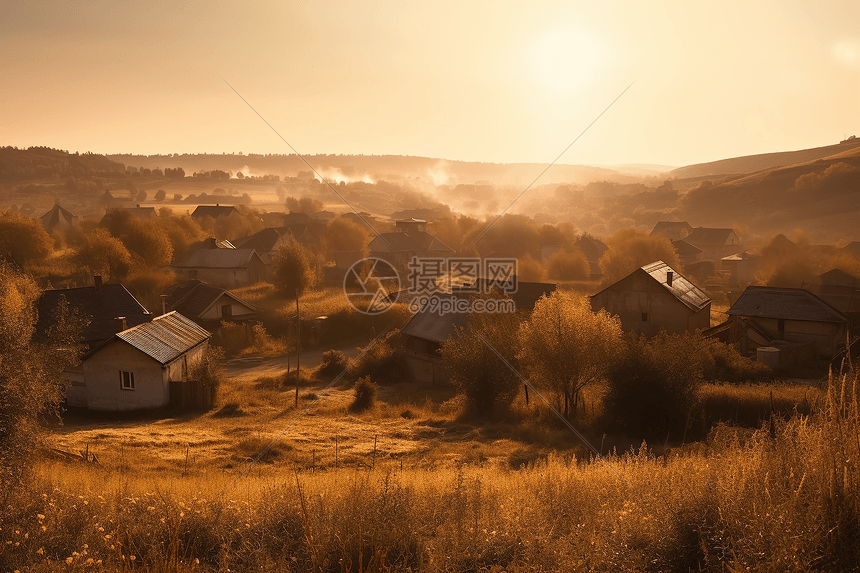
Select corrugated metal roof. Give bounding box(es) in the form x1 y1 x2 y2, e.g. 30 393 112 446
116 311 211 364
175 248 259 269
641 261 711 311
727 286 848 324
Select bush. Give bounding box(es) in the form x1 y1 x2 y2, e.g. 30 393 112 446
604 333 704 440
350 330 410 385
319 349 350 377
350 376 378 412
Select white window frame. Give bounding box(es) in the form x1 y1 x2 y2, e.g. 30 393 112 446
120 370 135 390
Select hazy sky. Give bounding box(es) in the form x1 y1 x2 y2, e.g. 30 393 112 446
2 1 859 167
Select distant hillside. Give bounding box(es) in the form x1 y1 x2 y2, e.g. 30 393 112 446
670 138 860 179
680 145 860 236
107 153 649 187
0 146 127 181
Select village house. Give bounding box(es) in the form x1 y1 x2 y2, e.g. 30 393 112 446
368 218 454 276
721 251 763 286
590 261 711 336
709 286 849 364
672 239 703 268
400 279 557 385
817 269 860 333
191 204 242 222
36 276 152 348
98 205 156 225
163 280 257 327
71 312 212 411
40 204 78 235
683 227 741 262
233 227 290 264
650 221 693 242
171 247 267 288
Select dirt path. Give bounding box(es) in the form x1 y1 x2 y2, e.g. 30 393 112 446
222 340 364 380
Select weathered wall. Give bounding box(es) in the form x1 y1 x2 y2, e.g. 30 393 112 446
83 341 167 411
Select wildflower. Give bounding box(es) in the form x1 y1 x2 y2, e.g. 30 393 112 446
36 548 44 555
37 514 45 520
66 557 74 564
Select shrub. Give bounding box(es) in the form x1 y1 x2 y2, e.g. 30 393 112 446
350 376 378 412
189 346 225 409
319 349 350 377
604 332 704 440
350 330 409 385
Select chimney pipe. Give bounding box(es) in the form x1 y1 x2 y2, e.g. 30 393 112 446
161 294 168 316
667 270 674 287
94 275 103 291
115 316 127 333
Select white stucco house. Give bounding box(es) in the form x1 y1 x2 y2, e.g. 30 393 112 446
67 311 212 411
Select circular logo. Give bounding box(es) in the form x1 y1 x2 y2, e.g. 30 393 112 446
343 257 401 315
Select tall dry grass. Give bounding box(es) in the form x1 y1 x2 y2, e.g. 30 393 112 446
4 370 859 571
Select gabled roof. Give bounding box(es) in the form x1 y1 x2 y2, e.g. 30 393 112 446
400 296 468 343
592 261 710 312
820 268 858 287
234 227 286 253
684 227 739 246
191 204 241 220
368 231 453 254
650 221 693 238
726 286 848 324
174 248 262 269
164 280 257 320
672 239 703 257
40 204 78 230
112 311 210 364
575 235 608 261
36 284 151 344
640 261 710 311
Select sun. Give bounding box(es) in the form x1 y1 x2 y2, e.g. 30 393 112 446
532 29 603 95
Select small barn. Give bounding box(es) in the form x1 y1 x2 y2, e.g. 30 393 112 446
76 312 212 411
590 261 711 336
684 227 741 261
650 221 693 241
721 251 762 286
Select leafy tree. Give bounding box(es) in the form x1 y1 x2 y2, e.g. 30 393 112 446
76 228 133 281
0 265 87 492
271 237 319 296
441 294 524 417
323 216 370 256
546 248 590 281
518 291 622 418
599 229 681 284
286 196 323 215
154 189 166 201
0 210 54 265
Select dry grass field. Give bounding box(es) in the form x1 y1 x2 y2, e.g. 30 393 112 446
3 345 853 572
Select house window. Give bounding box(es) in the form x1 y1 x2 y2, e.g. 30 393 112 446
120 371 135 390
641 313 650 322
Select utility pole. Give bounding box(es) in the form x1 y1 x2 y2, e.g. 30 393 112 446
295 289 300 408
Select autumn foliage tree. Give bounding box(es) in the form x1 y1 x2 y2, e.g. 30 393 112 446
599 229 681 284
0 210 54 266
518 291 622 419
75 228 133 281
0 264 87 492
271 237 319 297
441 293 524 417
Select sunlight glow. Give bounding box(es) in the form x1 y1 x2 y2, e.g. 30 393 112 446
532 30 604 95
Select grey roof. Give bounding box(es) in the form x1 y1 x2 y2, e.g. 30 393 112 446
650 221 693 237
721 251 761 262
685 227 739 246
191 204 240 220
672 239 703 257
36 284 151 344
115 311 210 364
727 286 848 324
400 296 468 343
819 268 858 287
640 261 711 311
40 204 78 230
164 280 257 320
234 227 285 253
175 248 261 269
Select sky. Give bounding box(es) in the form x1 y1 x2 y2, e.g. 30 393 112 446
2 0 859 168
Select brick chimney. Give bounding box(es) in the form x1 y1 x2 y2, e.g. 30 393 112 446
666 270 674 287
114 317 127 333
94 275 103 292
